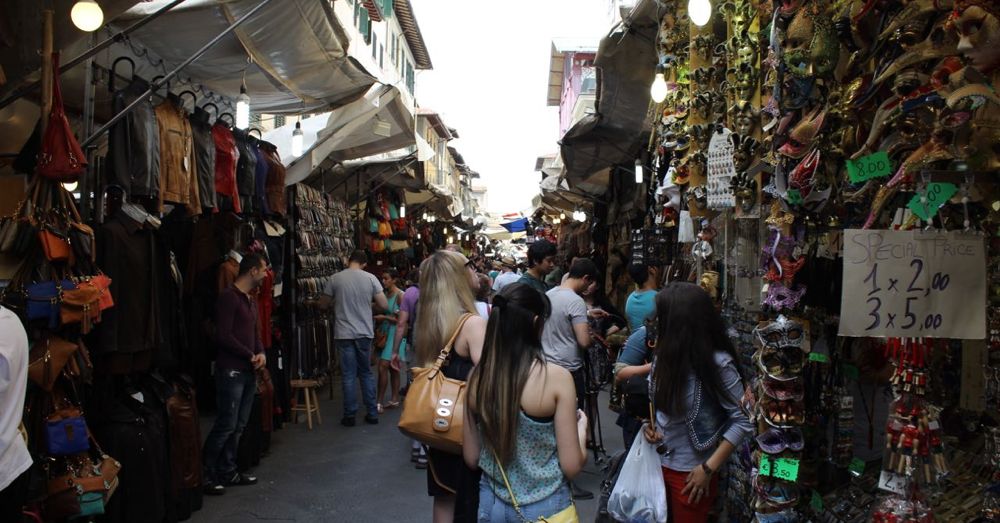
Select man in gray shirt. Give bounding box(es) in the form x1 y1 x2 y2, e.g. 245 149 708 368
541 257 604 499
324 250 389 426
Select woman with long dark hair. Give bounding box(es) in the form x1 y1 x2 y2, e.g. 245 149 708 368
463 283 588 522
644 282 753 522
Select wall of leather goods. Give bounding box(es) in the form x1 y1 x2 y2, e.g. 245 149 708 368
639 0 1000 521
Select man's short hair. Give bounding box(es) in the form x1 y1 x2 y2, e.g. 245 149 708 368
526 240 557 267
567 258 600 281
628 263 650 286
349 249 368 265
238 252 265 276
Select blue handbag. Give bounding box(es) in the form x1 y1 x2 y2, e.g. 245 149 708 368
46 408 90 456
26 279 76 328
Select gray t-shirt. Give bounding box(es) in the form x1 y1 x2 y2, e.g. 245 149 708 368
324 268 383 340
541 286 589 371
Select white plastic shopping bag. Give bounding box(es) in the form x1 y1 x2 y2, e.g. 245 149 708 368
607 424 668 523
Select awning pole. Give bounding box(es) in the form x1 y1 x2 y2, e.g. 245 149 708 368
81 0 276 149
0 0 188 111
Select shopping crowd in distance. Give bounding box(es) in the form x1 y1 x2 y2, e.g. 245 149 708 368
205 239 754 523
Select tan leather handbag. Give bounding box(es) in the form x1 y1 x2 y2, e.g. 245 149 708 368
398 313 474 455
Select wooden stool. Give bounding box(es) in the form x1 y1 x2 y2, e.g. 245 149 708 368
290 379 322 429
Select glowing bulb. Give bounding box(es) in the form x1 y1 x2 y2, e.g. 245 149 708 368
635 159 644 184
422 212 428 220
417 233 421 239
62 181 79 192
448 236 454 243
235 84 250 129
400 204 406 218
688 0 712 26
650 73 668 103
559 212 566 220
291 121 304 156
71 1 104 32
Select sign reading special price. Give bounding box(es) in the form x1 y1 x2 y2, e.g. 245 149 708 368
839 229 986 339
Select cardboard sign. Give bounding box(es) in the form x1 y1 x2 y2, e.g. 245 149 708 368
846 151 893 183
759 455 800 482
786 188 803 205
848 457 866 477
839 230 986 339
907 183 958 221
878 470 907 495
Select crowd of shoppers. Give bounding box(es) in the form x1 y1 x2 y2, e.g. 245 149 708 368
193 237 751 523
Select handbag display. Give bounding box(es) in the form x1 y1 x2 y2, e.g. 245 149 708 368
38 223 71 263
494 451 579 523
397 313 474 455
60 283 102 333
28 335 79 391
36 53 87 182
45 407 90 456
25 279 75 328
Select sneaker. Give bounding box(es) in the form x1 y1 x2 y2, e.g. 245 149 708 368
570 482 594 500
364 414 379 425
226 473 258 487
203 482 226 496
411 447 420 463
341 416 356 427
415 454 428 469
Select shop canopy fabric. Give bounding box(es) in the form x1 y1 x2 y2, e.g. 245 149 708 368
501 218 529 233
266 84 416 185
117 0 376 114
559 0 658 183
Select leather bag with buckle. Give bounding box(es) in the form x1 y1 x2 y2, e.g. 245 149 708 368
28 335 78 391
45 407 90 456
397 313 474 455
36 53 87 182
60 284 102 333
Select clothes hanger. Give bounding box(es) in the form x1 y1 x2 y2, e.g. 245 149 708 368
178 90 197 112
202 102 219 124
218 112 234 128
109 56 136 93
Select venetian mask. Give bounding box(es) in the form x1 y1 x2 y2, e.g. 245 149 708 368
951 3 1000 73
754 315 805 349
733 102 759 136
782 8 840 78
731 171 758 212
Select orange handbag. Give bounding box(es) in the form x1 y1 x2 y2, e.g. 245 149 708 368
39 224 71 262
78 274 113 312
397 314 474 455
60 284 103 333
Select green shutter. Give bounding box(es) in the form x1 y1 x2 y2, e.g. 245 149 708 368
361 10 371 44
383 0 393 19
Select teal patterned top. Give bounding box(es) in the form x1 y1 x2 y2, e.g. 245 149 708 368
478 412 565 505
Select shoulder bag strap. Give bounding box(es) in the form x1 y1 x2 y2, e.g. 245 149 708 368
430 313 475 373
492 450 533 523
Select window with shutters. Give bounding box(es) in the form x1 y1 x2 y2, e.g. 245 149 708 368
371 32 378 60
360 9 371 44
274 115 286 128
379 44 384 70
405 61 415 95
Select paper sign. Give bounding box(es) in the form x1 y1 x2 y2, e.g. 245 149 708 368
772 457 800 482
907 183 958 221
839 229 987 339
811 490 824 512
759 455 772 477
786 188 803 205
849 458 866 477
847 151 893 183
809 352 830 363
878 470 907 495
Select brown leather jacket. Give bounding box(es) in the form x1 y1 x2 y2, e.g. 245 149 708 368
154 99 202 214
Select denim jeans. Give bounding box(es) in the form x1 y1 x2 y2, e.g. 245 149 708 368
336 338 377 418
202 367 257 483
478 481 573 522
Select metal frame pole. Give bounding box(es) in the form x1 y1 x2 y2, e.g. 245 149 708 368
80 33 97 219
0 0 189 111
80 0 276 149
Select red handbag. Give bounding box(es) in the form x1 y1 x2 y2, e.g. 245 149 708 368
36 53 87 182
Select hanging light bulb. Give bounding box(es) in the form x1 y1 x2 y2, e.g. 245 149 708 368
71 0 104 32
400 204 406 218
688 0 712 26
559 211 566 220
62 181 79 193
291 119 304 156
235 84 250 129
422 211 428 221
650 65 668 103
417 232 422 240
635 158 644 184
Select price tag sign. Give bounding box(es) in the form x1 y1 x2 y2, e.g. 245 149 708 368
772 457 800 482
907 183 958 221
811 490 824 512
809 352 830 363
878 470 907 495
849 457 866 477
839 229 987 339
759 455 772 477
846 151 893 183
786 188 803 205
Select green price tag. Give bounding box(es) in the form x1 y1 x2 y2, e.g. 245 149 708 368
786 188 803 205
848 457 866 477
842 364 860 381
907 182 958 221
772 457 800 482
846 151 893 183
759 454 772 477
809 352 830 363
811 490 824 512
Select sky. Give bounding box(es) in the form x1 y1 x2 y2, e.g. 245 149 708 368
408 0 619 214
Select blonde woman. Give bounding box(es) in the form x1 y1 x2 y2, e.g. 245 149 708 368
414 250 488 523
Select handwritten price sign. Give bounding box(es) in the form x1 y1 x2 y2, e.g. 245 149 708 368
907 183 958 221
759 455 801 482
846 151 893 183
839 230 986 339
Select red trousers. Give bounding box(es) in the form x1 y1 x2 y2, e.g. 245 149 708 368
662 467 718 523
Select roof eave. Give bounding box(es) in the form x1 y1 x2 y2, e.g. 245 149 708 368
394 0 433 70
